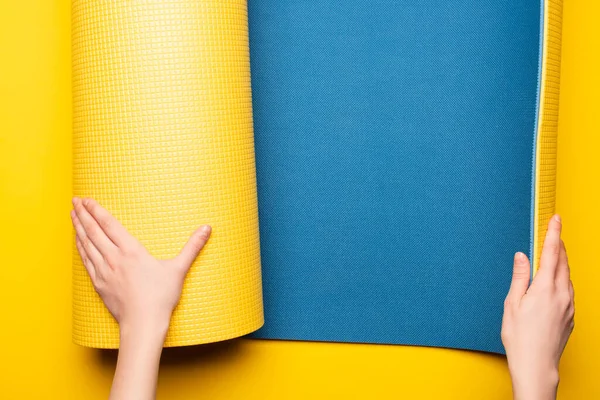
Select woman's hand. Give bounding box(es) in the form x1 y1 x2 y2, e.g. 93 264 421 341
71 197 211 334
71 197 211 400
502 215 575 400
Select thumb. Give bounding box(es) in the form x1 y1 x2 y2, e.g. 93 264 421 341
173 225 212 273
506 252 531 304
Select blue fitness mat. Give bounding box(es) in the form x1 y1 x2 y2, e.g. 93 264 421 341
249 0 542 354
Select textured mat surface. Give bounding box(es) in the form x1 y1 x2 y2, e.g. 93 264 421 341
249 0 554 354
72 0 263 348
534 0 563 273
72 0 560 353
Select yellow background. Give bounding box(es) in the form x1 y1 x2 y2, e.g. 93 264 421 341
0 0 597 398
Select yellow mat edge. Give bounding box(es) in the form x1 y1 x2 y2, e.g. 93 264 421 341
533 0 564 274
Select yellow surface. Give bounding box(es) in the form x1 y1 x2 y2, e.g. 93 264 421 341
71 0 263 349
0 0 598 398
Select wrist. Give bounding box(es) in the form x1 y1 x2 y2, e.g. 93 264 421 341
511 367 559 400
111 315 168 400
119 315 171 347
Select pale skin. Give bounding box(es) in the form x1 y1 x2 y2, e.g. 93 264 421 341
502 214 575 400
71 198 574 400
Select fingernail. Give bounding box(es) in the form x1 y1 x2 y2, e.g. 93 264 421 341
515 252 526 263
199 225 212 238
83 198 89 206
554 214 562 223
70 210 76 219
72 197 78 206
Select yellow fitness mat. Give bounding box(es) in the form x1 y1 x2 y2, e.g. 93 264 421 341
72 0 263 348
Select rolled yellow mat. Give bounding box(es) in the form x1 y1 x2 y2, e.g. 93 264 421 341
72 0 263 348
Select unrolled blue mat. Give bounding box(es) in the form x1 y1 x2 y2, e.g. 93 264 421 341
249 0 543 354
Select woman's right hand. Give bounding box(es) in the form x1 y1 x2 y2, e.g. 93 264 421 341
502 215 575 400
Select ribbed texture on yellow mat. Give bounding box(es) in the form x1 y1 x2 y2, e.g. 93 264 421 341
72 0 263 348
534 0 564 273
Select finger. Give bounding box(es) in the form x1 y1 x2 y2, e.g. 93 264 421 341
173 225 212 273
82 198 136 249
556 240 570 290
506 252 531 303
536 214 562 283
73 197 118 257
76 234 96 283
71 208 104 269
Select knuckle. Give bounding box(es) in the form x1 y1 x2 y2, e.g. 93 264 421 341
104 252 117 266
558 292 571 309
551 220 562 231
82 237 92 250
120 245 132 256
195 232 209 246
99 215 112 230
92 279 103 294
186 236 206 255
86 226 98 240
549 243 560 256
503 297 515 310
512 269 529 280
